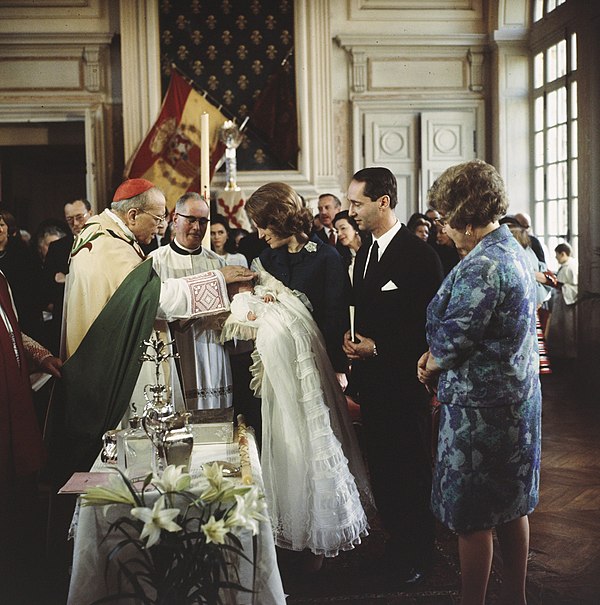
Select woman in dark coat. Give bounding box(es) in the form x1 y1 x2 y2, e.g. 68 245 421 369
245 182 350 387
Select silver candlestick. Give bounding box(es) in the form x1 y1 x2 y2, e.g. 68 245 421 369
139 332 193 473
219 120 243 191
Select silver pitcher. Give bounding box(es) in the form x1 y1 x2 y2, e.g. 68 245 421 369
142 410 193 473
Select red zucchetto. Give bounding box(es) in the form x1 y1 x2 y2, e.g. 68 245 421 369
112 178 156 203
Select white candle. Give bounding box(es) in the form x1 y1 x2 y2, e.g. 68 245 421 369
200 112 210 203
349 305 356 342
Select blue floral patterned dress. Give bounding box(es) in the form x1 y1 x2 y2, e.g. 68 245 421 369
426 225 542 533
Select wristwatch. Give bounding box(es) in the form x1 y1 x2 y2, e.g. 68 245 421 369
372 342 378 357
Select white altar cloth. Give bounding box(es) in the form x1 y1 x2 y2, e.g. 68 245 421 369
67 431 286 605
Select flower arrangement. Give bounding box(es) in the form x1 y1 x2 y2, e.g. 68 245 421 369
81 463 267 604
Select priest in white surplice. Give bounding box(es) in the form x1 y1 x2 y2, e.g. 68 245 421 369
150 192 233 410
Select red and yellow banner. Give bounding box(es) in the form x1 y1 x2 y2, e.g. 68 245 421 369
125 72 227 210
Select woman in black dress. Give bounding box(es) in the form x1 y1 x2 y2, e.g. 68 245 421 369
245 182 350 388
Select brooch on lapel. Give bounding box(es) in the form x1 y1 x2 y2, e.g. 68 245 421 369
304 241 317 253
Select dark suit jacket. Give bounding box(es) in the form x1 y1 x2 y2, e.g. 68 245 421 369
0 238 44 342
350 225 441 566
42 234 73 353
351 225 443 399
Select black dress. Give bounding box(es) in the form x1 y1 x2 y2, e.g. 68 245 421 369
257 234 350 373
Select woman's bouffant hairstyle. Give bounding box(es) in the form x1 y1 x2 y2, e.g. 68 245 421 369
428 159 508 229
245 182 313 240
0 208 18 237
333 210 360 233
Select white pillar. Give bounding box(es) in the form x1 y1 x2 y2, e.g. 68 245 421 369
119 0 162 163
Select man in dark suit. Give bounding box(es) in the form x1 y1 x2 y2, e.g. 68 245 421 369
343 167 443 584
42 198 93 353
314 193 352 264
314 193 341 244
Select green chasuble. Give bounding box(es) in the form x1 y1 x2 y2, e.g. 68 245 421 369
48 259 160 479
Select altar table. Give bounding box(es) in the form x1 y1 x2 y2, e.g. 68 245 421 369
66 431 286 605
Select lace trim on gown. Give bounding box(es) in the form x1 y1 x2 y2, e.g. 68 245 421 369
222 261 374 557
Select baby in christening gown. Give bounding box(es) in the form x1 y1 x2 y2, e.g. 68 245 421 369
229 285 276 323
222 261 373 558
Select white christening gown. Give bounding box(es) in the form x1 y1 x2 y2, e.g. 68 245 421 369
222 261 374 557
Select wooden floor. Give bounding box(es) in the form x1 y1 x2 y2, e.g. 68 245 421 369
526 368 600 604
281 368 600 605
4 367 598 604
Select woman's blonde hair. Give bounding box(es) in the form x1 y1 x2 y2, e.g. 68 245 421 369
245 182 312 239
428 159 508 229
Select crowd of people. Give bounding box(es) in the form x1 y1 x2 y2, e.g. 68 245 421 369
0 160 578 604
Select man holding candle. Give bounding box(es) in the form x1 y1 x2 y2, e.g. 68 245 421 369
343 167 443 584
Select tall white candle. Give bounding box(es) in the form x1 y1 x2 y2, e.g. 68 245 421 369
349 305 356 342
200 112 210 203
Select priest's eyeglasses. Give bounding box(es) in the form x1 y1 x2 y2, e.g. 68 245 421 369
139 210 168 224
66 212 90 225
175 213 210 226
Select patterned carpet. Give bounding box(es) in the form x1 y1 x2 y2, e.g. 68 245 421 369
280 520 502 604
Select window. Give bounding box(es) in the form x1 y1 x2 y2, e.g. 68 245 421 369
532 32 578 259
533 0 567 22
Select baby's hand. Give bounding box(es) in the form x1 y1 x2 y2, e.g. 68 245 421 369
263 293 275 303
247 311 257 321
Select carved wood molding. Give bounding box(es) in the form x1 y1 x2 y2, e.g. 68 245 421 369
83 46 101 92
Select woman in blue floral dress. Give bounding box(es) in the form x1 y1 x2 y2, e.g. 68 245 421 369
417 160 541 605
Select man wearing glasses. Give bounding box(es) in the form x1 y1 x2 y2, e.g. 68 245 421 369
150 191 234 411
43 198 94 353
51 178 254 476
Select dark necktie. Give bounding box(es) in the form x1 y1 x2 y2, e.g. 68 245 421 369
328 229 336 245
365 241 379 278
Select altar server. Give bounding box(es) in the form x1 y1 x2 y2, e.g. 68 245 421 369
150 192 233 410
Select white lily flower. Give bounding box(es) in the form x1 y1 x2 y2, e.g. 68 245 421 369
152 465 191 493
243 487 268 521
189 475 210 491
199 462 236 502
201 515 229 544
81 473 137 507
131 496 182 548
225 489 268 535
202 462 224 487
225 494 255 534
